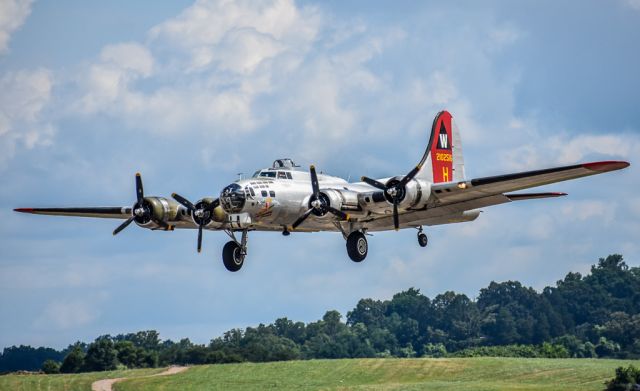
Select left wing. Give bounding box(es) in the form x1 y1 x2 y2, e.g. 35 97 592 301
429 160 629 208
364 160 629 231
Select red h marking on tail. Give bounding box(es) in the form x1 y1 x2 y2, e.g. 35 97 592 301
431 111 453 183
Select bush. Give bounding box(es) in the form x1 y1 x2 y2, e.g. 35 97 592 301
41 359 60 374
60 348 85 373
422 343 447 358
605 365 640 391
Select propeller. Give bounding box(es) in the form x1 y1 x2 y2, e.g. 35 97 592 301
113 173 169 236
291 165 350 230
171 193 218 253
361 164 422 231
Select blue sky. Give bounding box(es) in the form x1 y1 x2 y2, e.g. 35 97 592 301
1 0 639 349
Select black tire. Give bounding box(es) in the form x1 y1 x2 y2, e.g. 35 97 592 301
346 231 368 262
418 233 428 248
222 241 244 272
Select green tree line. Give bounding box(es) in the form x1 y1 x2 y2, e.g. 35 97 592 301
1 254 639 374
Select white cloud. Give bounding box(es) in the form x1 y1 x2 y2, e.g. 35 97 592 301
149 0 320 72
72 0 326 138
0 0 32 54
558 135 633 164
623 0 640 11
77 42 154 114
100 42 154 76
502 132 637 171
487 25 520 50
35 293 108 330
561 200 614 223
0 68 54 168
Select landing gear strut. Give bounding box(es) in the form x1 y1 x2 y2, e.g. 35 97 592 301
346 231 368 262
222 229 248 272
417 226 428 248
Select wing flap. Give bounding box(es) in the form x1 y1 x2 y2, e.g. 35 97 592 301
504 192 567 201
14 207 131 219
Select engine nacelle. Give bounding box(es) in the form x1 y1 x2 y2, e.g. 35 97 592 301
193 197 226 225
322 189 362 211
134 196 182 229
397 178 431 210
360 178 431 215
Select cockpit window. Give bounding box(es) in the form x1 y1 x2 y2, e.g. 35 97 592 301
277 171 287 179
259 171 276 178
252 171 260 178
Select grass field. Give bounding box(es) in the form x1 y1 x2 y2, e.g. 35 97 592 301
2 358 639 391
118 357 639 391
0 367 163 391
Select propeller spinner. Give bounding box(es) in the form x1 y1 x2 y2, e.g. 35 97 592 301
291 165 350 230
171 193 218 253
113 173 170 236
361 164 422 231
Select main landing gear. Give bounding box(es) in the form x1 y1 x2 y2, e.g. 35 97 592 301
222 229 248 272
346 231 368 262
417 226 428 248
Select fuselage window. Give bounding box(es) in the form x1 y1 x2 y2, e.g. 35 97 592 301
277 171 287 179
285 172 292 179
261 190 268 197
249 187 255 197
269 190 276 197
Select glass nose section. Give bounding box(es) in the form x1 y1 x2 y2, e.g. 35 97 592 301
220 183 246 213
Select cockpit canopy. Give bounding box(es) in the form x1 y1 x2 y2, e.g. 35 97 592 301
251 158 298 180
272 158 297 169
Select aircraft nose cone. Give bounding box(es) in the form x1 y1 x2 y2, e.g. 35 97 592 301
220 183 246 213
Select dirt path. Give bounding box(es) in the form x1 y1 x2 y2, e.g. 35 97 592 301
91 366 188 391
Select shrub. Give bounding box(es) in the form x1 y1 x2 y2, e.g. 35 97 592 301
605 365 640 391
41 359 60 374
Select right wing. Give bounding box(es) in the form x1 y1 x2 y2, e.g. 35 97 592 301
14 207 131 219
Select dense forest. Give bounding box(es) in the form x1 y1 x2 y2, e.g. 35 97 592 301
1 254 639 374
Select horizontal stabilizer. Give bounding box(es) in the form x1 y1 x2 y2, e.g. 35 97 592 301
505 192 567 201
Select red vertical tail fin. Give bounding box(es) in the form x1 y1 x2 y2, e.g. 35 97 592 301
415 110 465 183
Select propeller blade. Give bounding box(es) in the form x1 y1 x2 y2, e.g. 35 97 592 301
172 193 196 211
309 165 320 197
292 208 314 229
360 176 387 191
393 198 400 231
197 224 203 253
113 216 135 236
397 165 422 188
325 206 349 221
135 173 144 204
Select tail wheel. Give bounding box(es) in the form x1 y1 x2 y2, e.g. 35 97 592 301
346 231 368 263
418 232 428 247
222 241 244 272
